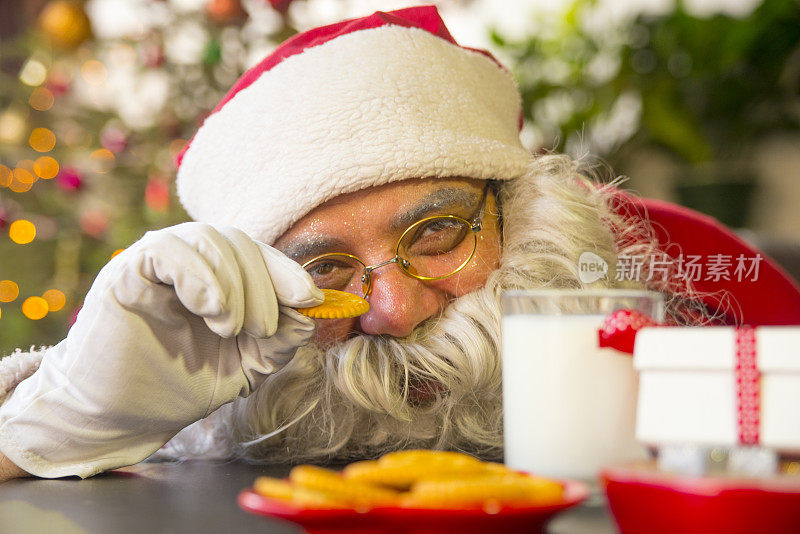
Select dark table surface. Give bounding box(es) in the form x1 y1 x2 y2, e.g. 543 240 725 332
0 460 618 534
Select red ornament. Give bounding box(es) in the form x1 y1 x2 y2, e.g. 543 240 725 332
145 178 170 212
597 309 660 354
267 0 293 14
205 0 245 23
45 72 71 96
141 43 165 69
56 166 83 192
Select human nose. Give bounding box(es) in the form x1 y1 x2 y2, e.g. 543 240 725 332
358 263 446 337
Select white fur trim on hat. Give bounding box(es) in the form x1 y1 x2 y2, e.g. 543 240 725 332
177 25 531 245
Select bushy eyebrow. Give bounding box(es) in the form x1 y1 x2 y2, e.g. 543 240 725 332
389 187 480 231
279 187 481 263
280 237 348 263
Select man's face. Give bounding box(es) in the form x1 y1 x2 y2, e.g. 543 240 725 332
274 177 501 345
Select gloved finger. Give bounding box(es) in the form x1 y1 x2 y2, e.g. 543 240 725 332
240 306 319 380
133 224 245 338
256 243 325 308
121 232 228 324
167 223 248 338
279 306 319 337
217 226 279 339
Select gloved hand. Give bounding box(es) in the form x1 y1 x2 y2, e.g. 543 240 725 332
0 222 323 478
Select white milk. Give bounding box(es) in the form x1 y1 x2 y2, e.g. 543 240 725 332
502 314 648 480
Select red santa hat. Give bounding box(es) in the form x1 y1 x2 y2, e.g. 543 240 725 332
176 5 531 244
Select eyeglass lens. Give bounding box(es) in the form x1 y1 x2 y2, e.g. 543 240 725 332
302 216 476 298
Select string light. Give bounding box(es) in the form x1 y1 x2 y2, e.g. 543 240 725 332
0 280 19 302
22 296 49 320
9 219 36 244
42 289 66 312
29 127 56 152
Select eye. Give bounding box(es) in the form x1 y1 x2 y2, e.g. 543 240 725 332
402 217 469 257
304 257 359 290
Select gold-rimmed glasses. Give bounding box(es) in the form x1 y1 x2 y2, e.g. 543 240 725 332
301 186 490 299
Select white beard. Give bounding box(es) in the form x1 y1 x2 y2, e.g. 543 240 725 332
157 155 708 463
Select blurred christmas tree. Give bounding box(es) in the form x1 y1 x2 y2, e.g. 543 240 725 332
0 0 297 354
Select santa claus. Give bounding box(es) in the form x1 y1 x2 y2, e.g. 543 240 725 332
1 6 798 482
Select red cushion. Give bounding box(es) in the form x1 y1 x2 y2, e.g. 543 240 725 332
617 194 800 326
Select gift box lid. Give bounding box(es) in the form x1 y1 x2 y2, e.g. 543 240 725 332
633 326 800 373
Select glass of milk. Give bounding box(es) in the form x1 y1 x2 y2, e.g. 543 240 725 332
502 289 664 480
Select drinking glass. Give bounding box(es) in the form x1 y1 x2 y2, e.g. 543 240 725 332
502 289 664 480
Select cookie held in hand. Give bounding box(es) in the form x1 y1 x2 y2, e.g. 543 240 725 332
296 289 369 319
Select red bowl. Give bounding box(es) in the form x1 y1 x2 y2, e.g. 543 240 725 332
238 479 589 534
601 463 800 534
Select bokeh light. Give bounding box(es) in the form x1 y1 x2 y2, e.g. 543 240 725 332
29 86 55 111
38 0 92 50
80 60 107 86
16 158 36 173
145 179 170 212
111 248 125 259
22 296 49 320
0 280 20 303
9 167 36 193
14 166 37 184
109 44 136 67
79 209 108 237
32 215 59 240
8 178 34 193
64 126 92 148
0 110 28 145
34 156 59 179
168 138 188 161
19 59 47 87
90 148 115 173
29 127 56 152
0 165 11 187
9 219 36 244
42 289 66 312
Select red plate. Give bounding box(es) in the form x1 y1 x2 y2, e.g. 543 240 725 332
601 463 800 534
238 479 589 534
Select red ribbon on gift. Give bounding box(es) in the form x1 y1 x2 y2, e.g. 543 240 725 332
599 311 762 446
597 309 660 354
735 326 761 446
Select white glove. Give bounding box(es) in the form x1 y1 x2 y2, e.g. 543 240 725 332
0 222 323 478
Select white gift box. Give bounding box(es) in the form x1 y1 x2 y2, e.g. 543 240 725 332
633 326 800 455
